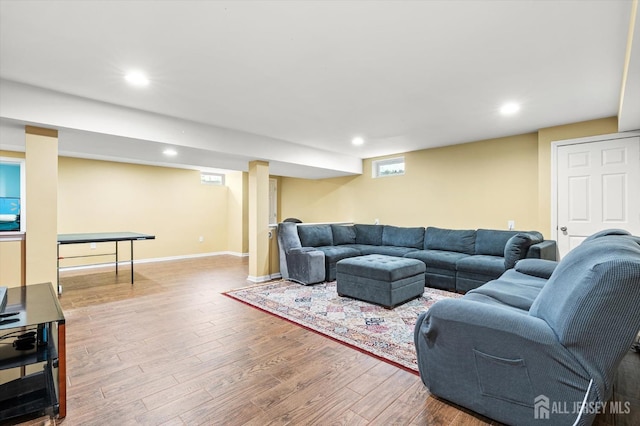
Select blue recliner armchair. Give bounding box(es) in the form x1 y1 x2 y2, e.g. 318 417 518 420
414 230 640 425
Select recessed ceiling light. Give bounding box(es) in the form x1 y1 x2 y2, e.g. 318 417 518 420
124 71 150 87
500 102 520 115
163 148 177 156
352 136 364 146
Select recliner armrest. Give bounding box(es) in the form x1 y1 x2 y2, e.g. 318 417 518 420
514 258 558 279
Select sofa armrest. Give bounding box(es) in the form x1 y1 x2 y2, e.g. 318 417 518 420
514 258 558 279
286 249 325 285
289 247 318 254
526 239 558 261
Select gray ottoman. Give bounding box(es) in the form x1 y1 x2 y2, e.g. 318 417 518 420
336 254 426 308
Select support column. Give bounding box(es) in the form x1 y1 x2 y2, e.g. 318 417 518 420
248 160 270 282
25 125 58 287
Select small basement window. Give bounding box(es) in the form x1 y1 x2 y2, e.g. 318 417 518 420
372 156 405 178
201 172 225 186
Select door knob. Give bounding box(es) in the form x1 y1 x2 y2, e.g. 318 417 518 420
560 226 567 232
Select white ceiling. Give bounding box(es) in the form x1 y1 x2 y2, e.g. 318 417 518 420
0 0 639 178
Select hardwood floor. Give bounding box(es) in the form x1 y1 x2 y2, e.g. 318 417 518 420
23 255 636 425
42 255 496 425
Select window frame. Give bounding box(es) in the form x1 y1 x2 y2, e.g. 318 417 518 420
200 172 225 186
372 156 405 178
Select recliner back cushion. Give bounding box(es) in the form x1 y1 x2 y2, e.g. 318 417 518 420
529 235 640 385
475 229 518 256
424 227 476 254
331 224 356 245
582 228 630 242
298 225 333 247
354 224 383 246
382 225 425 249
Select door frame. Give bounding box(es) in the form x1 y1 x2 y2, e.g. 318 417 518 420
269 177 278 225
551 130 640 244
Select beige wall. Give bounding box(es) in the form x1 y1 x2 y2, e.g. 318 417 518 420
282 133 539 231
57 157 228 264
280 117 619 238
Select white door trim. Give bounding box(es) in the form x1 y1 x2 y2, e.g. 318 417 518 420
551 130 640 244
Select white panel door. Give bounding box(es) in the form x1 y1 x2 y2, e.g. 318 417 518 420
557 135 640 257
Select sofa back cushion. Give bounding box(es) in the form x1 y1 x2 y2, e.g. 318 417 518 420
529 234 640 388
475 229 519 256
424 227 476 254
298 225 333 247
331 224 356 245
504 232 543 269
355 224 384 246
382 225 425 249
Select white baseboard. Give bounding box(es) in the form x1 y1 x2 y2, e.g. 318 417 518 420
59 251 250 272
247 272 281 283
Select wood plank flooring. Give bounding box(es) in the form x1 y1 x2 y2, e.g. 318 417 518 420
44 255 496 425
21 255 636 425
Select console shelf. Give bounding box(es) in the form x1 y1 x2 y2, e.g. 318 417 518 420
0 283 66 422
0 368 58 420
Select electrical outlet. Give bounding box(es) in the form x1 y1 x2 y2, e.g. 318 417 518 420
90 243 96 249
198 236 204 243
508 220 515 230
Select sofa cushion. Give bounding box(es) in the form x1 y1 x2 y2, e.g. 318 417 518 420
456 255 506 277
298 225 333 247
475 229 518 256
355 224 383 246
315 245 362 281
331 224 356 245
404 249 469 270
382 225 425 249
424 227 476 254
504 232 543 269
315 245 361 263
467 270 547 311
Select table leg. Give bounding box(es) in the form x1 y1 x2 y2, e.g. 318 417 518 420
57 244 61 294
115 241 119 276
131 240 134 284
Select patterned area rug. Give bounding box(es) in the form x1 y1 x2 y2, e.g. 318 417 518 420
224 281 461 373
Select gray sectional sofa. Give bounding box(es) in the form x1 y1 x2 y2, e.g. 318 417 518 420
277 222 557 292
413 229 640 425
